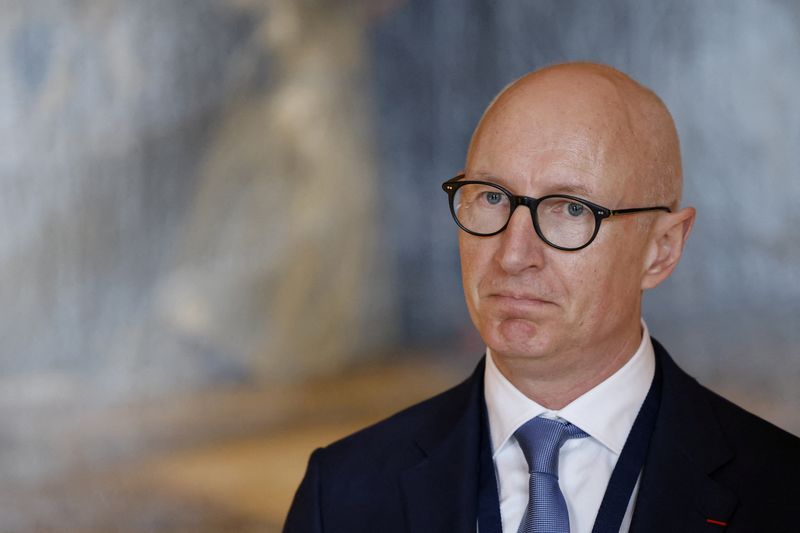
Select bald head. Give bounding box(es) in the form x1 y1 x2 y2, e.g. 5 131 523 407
468 63 683 209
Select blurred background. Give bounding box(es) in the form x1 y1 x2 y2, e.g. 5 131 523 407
1 0 798 531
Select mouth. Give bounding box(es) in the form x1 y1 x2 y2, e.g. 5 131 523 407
488 292 552 306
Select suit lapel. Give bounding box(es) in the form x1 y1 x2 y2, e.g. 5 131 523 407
400 359 486 533
630 341 738 532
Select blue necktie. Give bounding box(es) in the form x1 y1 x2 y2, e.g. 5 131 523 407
515 417 589 533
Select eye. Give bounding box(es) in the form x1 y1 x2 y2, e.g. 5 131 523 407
567 202 586 217
484 191 504 205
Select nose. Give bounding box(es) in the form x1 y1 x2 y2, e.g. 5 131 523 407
494 205 546 274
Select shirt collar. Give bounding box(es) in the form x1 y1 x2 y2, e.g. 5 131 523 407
484 319 656 457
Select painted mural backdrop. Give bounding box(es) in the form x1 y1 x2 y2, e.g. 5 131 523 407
0 0 797 513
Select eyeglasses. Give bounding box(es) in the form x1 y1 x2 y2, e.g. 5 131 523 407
442 174 671 251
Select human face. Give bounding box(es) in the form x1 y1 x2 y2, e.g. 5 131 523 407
460 77 651 367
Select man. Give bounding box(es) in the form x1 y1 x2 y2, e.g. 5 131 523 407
284 63 800 532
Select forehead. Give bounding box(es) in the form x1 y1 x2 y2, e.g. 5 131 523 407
465 76 641 202
468 145 603 199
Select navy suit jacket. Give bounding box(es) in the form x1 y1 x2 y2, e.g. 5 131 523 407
285 339 800 532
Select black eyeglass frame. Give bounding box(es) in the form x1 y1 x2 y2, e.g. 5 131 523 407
442 174 672 251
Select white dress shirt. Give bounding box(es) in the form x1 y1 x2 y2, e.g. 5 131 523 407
484 320 655 533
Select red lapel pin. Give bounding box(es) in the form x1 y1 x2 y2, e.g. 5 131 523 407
706 518 728 527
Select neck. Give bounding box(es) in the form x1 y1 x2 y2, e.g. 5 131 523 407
492 321 643 410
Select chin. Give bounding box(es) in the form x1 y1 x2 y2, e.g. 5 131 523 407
482 317 556 360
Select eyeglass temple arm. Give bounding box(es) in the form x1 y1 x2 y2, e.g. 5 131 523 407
609 206 671 216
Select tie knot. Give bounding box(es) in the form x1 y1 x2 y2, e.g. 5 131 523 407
514 417 588 475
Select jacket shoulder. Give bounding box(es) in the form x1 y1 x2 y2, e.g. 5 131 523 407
283 361 484 532
702 383 800 457
655 338 800 457
320 361 482 468
657 339 800 453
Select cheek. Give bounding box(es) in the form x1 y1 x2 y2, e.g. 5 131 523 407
459 237 495 310
566 250 643 322
459 236 488 277
558 245 620 297
559 261 599 316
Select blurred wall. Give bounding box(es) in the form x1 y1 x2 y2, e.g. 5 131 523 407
0 0 390 397
0 0 393 485
0 0 798 491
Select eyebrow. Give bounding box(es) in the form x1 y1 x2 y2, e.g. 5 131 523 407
553 182 594 197
467 173 595 199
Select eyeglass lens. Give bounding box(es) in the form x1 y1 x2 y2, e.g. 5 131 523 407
452 183 597 249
